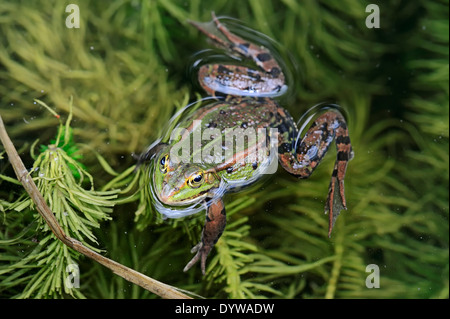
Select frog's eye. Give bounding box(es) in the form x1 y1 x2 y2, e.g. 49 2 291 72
188 171 204 188
159 154 169 174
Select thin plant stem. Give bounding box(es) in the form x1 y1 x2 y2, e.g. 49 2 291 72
0 114 192 299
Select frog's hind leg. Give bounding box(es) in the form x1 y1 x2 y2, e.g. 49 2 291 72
189 12 284 81
277 110 353 237
183 198 226 275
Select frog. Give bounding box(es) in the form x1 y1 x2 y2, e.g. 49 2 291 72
139 12 353 275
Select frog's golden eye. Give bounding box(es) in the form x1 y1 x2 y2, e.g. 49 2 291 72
188 171 204 188
159 154 169 174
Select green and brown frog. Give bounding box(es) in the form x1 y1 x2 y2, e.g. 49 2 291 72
139 13 353 275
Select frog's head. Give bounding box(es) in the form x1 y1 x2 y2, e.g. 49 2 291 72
152 151 220 206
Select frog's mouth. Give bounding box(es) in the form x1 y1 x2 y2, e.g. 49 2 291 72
157 183 209 206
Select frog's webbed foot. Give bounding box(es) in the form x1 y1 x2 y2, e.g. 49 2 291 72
188 12 239 55
183 198 226 275
183 241 212 275
325 126 354 237
325 159 350 237
189 12 284 78
135 140 167 168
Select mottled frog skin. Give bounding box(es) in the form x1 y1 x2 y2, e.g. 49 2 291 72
139 13 353 275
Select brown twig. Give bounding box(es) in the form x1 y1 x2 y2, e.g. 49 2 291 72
0 114 192 299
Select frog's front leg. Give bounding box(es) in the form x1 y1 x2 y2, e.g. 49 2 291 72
183 198 226 275
277 109 353 237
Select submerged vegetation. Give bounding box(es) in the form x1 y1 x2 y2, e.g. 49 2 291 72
0 0 448 298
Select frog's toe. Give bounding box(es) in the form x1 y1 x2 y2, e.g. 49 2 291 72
190 242 202 254
183 251 201 273
183 242 212 275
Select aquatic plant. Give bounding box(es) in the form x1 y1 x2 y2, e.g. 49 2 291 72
0 100 120 297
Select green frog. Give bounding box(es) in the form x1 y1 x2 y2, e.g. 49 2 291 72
139 13 353 275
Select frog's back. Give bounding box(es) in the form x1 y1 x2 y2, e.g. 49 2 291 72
171 98 290 190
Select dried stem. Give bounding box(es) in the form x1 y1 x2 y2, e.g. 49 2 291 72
0 114 191 299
